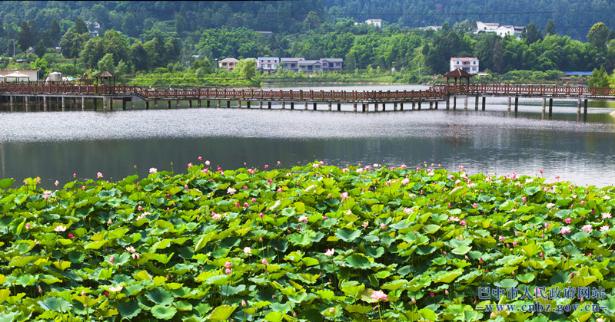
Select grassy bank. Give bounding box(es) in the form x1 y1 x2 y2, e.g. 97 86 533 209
0 163 613 321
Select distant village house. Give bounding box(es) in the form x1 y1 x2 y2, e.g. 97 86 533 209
365 19 383 28
280 58 304 72
450 57 480 74
257 57 280 73
475 21 524 38
218 58 238 71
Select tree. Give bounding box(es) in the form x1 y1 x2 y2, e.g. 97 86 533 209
588 67 610 88
129 42 149 70
34 40 47 57
303 11 321 30
18 21 35 51
192 56 213 74
47 19 62 46
75 17 88 34
97 53 115 73
60 28 89 58
235 59 256 80
545 20 555 35
523 23 542 44
587 22 610 50
80 37 104 68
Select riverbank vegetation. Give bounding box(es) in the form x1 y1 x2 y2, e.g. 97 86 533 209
0 2 613 87
0 162 613 320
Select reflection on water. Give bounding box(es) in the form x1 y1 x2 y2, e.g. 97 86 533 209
0 84 614 186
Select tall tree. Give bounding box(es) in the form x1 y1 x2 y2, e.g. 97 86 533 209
588 66 609 87
545 19 555 35
523 23 542 44
17 21 35 51
587 22 610 50
75 17 88 34
60 28 89 58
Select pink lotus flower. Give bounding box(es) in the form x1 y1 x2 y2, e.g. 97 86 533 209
131 252 140 260
512 241 518 247
362 221 369 228
259 212 264 219
224 261 232 269
186 162 193 168
205 160 211 166
96 172 103 179
602 213 612 219
25 223 31 230
544 222 550 229
261 258 269 265
560 227 572 235
600 225 609 232
460 220 466 226
401 178 410 185
149 168 157 174
404 208 412 214
472 203 478 209
241 300 247 307
370 290 388 302
54 225 66 232
380 223 387 229
211 212 222 221
340 192 349 200
356 168 364 173
126 246 136 253
67 233 75 239
109 285 123 293
582 225 593 233
448 216 460 222
72 172 77 178
522 196 527 203
197 155 203 161
324 248 335 256
312 163 320 168
243 247 252 255
298 215 308 223
42 190 52 200
108 255 115 264
54 180 59 187
564 218 572 224
498 235 505 242
227 187 236 195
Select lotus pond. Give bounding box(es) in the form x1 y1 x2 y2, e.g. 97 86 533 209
0 162 614 321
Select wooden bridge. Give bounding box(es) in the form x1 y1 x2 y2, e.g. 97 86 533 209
0 82 613 116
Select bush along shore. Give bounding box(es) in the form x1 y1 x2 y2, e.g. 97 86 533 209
0 162 614 321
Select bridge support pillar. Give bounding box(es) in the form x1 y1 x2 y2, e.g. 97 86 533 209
412 101 415 111
507 97 511 112
583 98 588 121
217 100 221 108
304 102 308 110
337 103 341 112
313 102 317 111
168 100 172 109
362 103 366 113
61 96 66 111
247 101 251 109
353 102 357 112
475 95 479 111
9 96 14 111
198 99 202 107
259 101 263 109
290 102 294 110
328 102 332 111
514 96 518 114
206 100 210 108
189 100 193 108
92 97 96 111
446 96 450 110
24 96 29 112
548 98 553 117
429 101 433 110
145 101 150 110
464 96 468 110
282 101 286 109
418 100 422 110
435 101 438 110
393 102 398 111
81 97 85 111
268 101 272 109
482 96 486 111
122 99 127 111
400 102 404 111
238 100 242 108
226 101 231 108
542 97 546 113
453 96 456 110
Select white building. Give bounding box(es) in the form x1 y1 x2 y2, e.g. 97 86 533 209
365 19 383 28
475 21 524 38
0 69 39 82
450 57 479 74
256 57 279 72
218 58 238 71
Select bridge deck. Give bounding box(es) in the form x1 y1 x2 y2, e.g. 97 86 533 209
0 83 613 103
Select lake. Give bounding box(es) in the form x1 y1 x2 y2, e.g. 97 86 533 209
0 85 614 187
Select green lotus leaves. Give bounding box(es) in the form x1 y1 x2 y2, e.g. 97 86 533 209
0 163 612 320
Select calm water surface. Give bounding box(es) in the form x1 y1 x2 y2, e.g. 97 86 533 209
1 85 614 187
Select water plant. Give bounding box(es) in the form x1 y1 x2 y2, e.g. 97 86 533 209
0 162 613 321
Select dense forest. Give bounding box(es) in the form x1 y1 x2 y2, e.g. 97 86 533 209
0 1 613 85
